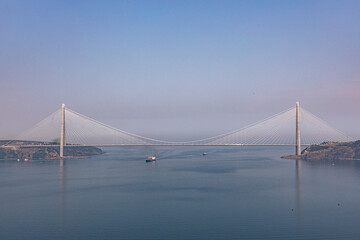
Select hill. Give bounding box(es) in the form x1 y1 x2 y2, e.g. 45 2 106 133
282 141 360 161
0 141 103 160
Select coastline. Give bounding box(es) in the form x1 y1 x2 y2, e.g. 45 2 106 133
0 142 104 160
281 140 360 162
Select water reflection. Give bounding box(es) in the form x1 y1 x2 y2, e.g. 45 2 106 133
146 161 157 167
295 159 303 233
295 160 301 212
59 159 66 231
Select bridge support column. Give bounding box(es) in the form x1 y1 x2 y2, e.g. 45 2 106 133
60 104 66 158
296 102 301 156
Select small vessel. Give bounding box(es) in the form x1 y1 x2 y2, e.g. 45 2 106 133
203 152 207 156
146 156 156 162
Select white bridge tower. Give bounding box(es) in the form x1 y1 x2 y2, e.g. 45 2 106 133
296 101 301 156
60 104 66 158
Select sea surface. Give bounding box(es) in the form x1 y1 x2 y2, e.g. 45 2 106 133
1 146 360 240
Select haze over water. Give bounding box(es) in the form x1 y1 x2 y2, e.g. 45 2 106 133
1 146 360 239
1 1 360 239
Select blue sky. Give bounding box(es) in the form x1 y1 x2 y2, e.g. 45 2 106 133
1 0 359 140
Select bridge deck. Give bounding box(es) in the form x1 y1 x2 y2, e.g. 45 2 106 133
10 144 312 148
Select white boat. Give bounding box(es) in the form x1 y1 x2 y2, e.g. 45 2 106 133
146 156 156 162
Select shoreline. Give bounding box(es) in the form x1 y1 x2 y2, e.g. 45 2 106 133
0 156 92 161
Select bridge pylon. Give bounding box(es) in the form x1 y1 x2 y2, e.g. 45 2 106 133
60 104 66 158
296 101 301 155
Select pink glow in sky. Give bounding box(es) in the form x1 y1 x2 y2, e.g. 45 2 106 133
0 0 359 140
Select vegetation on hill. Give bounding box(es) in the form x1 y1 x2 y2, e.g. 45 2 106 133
0 141 104 160
283 141 360 161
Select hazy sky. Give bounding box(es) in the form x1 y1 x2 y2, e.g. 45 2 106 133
1 0 359 140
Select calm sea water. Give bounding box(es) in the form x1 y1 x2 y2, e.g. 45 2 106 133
1 146 360 240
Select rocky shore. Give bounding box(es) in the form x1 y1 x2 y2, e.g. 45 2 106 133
0 141 104 160
282 140 360 161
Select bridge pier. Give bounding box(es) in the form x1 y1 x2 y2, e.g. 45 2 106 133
60 104 66 158
296 102 301 156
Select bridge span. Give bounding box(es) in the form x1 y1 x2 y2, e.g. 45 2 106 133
3 102 353 157
16 143 310 148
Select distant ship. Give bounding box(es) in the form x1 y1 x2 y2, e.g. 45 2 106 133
146 156 156 162
203 152 207 156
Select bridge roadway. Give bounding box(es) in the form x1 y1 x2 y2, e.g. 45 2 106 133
13 144 312 148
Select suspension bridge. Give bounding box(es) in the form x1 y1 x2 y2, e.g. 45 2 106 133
2 102 354 157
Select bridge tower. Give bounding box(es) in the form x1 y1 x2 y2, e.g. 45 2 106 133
296 101 301 156
60 104 66 158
